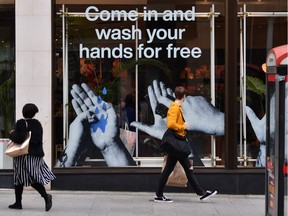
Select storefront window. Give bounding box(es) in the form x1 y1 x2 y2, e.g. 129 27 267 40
53 1 287 169
53 2 226 168
238 3 287 167
0 1 15 169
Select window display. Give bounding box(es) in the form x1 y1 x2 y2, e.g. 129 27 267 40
53 1 287 169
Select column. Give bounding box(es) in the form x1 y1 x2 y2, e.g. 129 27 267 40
15 0 52 175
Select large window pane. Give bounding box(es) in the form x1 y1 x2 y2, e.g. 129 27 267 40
53 1 287 169
53 3 227 168
0 1 15 169
239 14 287 167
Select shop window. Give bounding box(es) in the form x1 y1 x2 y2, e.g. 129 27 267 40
53 3 227 168
0 2 15 169
238 6 287 167
53 1 287 169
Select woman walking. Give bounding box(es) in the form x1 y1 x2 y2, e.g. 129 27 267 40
154 86 217 203
8 103 56 211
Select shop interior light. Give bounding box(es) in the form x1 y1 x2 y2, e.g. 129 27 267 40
261 63 267 73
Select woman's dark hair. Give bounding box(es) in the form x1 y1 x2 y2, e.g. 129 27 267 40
174 86 187 100
22 103 39 118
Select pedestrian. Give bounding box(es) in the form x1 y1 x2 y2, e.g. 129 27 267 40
8 103 56 211
154 86 217 203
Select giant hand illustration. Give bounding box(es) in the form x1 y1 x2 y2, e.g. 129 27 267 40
56 105 89 167
182 96 224 135
131 80 173 139
245 106 266 142
71 83 118 151
131 80 225 137
57 83 135 167
245 106 266 167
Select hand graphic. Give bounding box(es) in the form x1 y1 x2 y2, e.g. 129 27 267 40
182 96 224 135
71 83 118 151
131 80 225 137
245 106 266 143
131 80 206 166
131 80 173 139
56 83 135 167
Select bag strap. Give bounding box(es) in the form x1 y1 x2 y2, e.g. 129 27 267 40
179 108 188 138
124 122 129 130
180 109 185 122
24 119 31 133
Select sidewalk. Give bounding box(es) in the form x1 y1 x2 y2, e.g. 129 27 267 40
0 189 265 216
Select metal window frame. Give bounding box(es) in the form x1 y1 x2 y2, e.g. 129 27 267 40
238 4 288 166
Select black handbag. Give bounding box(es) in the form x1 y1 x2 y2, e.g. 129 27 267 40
160 129 191 158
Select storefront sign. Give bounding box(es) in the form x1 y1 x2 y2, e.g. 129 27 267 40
80 6 201 59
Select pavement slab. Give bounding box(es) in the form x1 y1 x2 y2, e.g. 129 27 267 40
0 189 265 216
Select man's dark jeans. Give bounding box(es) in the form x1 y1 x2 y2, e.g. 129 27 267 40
156 154 205 197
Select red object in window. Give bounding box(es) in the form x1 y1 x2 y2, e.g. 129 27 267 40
283 162 288 176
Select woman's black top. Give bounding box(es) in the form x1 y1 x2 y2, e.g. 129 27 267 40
9 118 45 157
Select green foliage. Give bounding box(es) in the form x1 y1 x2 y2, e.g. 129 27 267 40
246 76 265 98
246 75 265 113
90 59 173 103
0 71 15 137
112 59 173 82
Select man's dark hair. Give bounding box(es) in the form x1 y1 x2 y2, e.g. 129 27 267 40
174 86 187 100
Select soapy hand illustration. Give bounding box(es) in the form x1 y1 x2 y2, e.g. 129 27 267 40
56 83 135 167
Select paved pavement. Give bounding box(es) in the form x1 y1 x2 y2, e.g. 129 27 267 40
0 189 265 216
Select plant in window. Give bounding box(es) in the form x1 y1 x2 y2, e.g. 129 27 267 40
0 41 15 137
246 75 265 114
0 70 15 137
79 57 173 103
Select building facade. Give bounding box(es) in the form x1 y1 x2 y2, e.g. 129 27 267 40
0 0 287 198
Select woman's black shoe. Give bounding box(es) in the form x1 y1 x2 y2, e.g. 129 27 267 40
8 202 22 209
45 194 52 211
